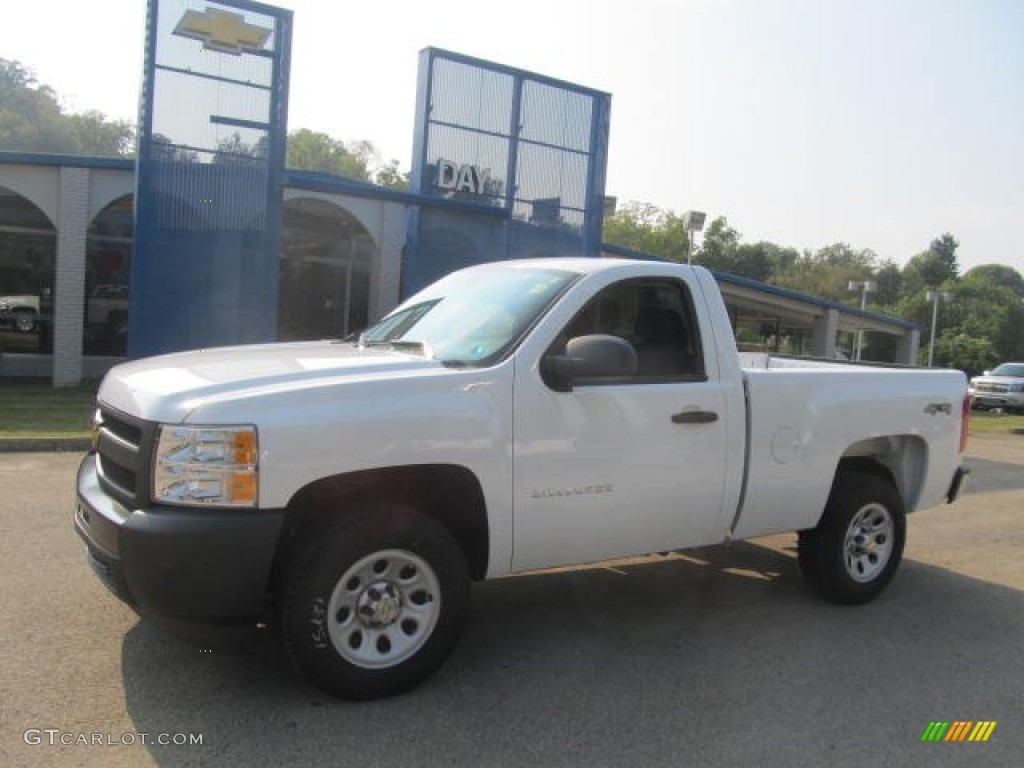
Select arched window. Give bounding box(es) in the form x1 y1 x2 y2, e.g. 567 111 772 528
0 186 56 355
279 198 376 341
84 196 133 356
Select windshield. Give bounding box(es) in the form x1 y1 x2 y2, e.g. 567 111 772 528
361 266 578 366
990 363 1024 378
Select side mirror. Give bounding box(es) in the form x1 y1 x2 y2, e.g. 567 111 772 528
982 370 991 376
541 334 638 392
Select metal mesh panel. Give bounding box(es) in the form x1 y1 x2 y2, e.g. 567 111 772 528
430 58 514 133
514 142 589 213
150 67 272 156
150 162 268 230
520 80 593 152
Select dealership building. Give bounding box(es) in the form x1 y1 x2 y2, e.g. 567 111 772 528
0 2 919 385
0 150 920 385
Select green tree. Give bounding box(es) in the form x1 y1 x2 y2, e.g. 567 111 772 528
286 128 373 181
896 287 954 358
902 233 960 294
599 201 1021 370
151 133 198 163
929 233 960 277
696 216 741 271
873 261 903 307
0 58 133 156
0 58 63 151
65 110 134 156
374 158 410 191
774 243 878 303
932 332 1000 376
963 264 1024 298
900 265 1024 370
212 132 268 164
602 202 691 262
953 269 1024 361
729 241 799 283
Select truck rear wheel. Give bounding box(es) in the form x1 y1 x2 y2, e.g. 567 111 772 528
277 505 470 699
798 471 905 604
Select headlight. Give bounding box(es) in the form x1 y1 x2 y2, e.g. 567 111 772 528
153 425 258 508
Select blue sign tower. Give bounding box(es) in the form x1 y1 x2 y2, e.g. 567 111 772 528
404 48 612 297
129 0 292 357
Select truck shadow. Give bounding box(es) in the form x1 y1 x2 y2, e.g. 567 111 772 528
120 540 1024 767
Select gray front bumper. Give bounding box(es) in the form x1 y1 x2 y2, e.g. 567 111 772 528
75 454 285 624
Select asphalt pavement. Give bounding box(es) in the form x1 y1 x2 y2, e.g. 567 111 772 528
1 437 1022 768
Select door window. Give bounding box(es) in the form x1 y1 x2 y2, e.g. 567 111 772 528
549 278 705 382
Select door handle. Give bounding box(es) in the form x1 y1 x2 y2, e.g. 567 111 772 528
672 410 718 424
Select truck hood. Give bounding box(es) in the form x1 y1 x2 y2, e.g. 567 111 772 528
98 341 447 423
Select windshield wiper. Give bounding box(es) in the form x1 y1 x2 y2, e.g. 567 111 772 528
360 338 432 358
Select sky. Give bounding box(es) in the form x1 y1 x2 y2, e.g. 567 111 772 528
2 0 1022 275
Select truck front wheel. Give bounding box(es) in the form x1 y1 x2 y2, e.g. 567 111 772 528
277 505 470 699
798 471 905 604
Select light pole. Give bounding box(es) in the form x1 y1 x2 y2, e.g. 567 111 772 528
925 289 953 367
847 280 877 361
682 210 706 265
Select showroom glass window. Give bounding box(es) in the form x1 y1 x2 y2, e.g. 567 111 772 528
0 186 56 354
279 198 375 341
84 195 133 356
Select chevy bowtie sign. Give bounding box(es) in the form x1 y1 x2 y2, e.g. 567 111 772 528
173 7 272 55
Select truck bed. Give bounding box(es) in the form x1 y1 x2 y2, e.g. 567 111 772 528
732 359 966 540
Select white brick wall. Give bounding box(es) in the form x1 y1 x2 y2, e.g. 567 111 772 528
52 167 89 387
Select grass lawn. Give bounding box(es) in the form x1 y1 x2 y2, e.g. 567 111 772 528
0 379 98 438
967 409 1024 435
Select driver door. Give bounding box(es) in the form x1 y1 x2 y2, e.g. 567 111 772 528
512 276 730 571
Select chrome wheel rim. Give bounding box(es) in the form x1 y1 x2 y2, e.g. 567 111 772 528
843 503 894 583
327 549 441 669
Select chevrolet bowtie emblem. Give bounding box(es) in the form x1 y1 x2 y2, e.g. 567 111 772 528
173 8 272 56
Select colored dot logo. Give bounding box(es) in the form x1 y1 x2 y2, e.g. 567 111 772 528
921 721 997 743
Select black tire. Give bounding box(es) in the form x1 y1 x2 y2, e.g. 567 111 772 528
277 504 470 700
798 470 905 604
14 310 36 333
106 310 129 336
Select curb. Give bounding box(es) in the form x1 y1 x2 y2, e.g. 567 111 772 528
0 437 91 453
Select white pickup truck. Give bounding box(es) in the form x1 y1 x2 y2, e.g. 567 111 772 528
76 258 969 699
